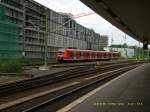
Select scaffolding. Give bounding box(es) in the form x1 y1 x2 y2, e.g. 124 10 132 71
0 5 21 59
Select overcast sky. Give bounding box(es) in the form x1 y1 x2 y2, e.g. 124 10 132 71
34 0 140 46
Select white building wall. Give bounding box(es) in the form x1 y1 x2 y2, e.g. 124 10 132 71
112 48 135 58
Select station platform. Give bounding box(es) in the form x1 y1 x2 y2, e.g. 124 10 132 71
58 63 150 112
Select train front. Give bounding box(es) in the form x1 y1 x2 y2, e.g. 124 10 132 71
56 48 65 62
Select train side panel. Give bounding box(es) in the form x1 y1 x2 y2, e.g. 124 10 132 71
56 48 120 62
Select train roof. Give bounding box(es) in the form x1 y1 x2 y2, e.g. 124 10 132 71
58 48 119 53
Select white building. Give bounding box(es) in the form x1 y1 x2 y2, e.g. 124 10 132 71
112 48 135 58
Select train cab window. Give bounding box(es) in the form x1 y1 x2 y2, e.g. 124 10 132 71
57 51 63 55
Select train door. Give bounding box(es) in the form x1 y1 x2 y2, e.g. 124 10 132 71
76 51 81 60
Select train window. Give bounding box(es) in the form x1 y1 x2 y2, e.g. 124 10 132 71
74 51 77 56
69 52 74 57
92 53 95 56
113 53 116 57
69 51 76 57
78 52 81 56
83 52 86 57
89 52 92 56
97 53 99 57
107 53 110 57
98 53 102 57
108 53 111 57
81 52 84 56
86 52 90 56
79 52 81 56
103 53 106 57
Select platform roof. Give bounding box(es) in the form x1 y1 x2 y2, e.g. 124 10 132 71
80 0 150 43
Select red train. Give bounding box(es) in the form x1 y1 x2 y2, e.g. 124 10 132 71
56 48 120 62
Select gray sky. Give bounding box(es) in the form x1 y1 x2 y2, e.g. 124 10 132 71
34 0 140 46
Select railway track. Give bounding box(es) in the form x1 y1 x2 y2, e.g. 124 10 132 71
0 62 144 112
22 59 138 69
0 61 144 96
23 64 140 112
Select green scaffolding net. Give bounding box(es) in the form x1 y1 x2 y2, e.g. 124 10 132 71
0 5 21 59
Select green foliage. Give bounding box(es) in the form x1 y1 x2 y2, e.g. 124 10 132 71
0 60 22 73
132 49 149 60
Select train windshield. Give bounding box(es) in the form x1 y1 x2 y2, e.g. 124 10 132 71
57 51 63 55
57 48 65 55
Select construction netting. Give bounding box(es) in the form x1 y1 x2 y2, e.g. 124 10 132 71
0 5 21 59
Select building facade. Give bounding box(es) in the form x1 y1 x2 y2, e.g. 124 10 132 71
112 48 135 58
0 0 107 63
99 35 108 50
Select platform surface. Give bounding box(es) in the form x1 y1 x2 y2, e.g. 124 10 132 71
59 63 150 112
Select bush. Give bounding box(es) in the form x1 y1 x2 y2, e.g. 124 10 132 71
0 60 22 73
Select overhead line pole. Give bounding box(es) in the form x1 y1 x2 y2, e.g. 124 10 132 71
22 1 26 58
39 8 49 70
44 8 48 69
